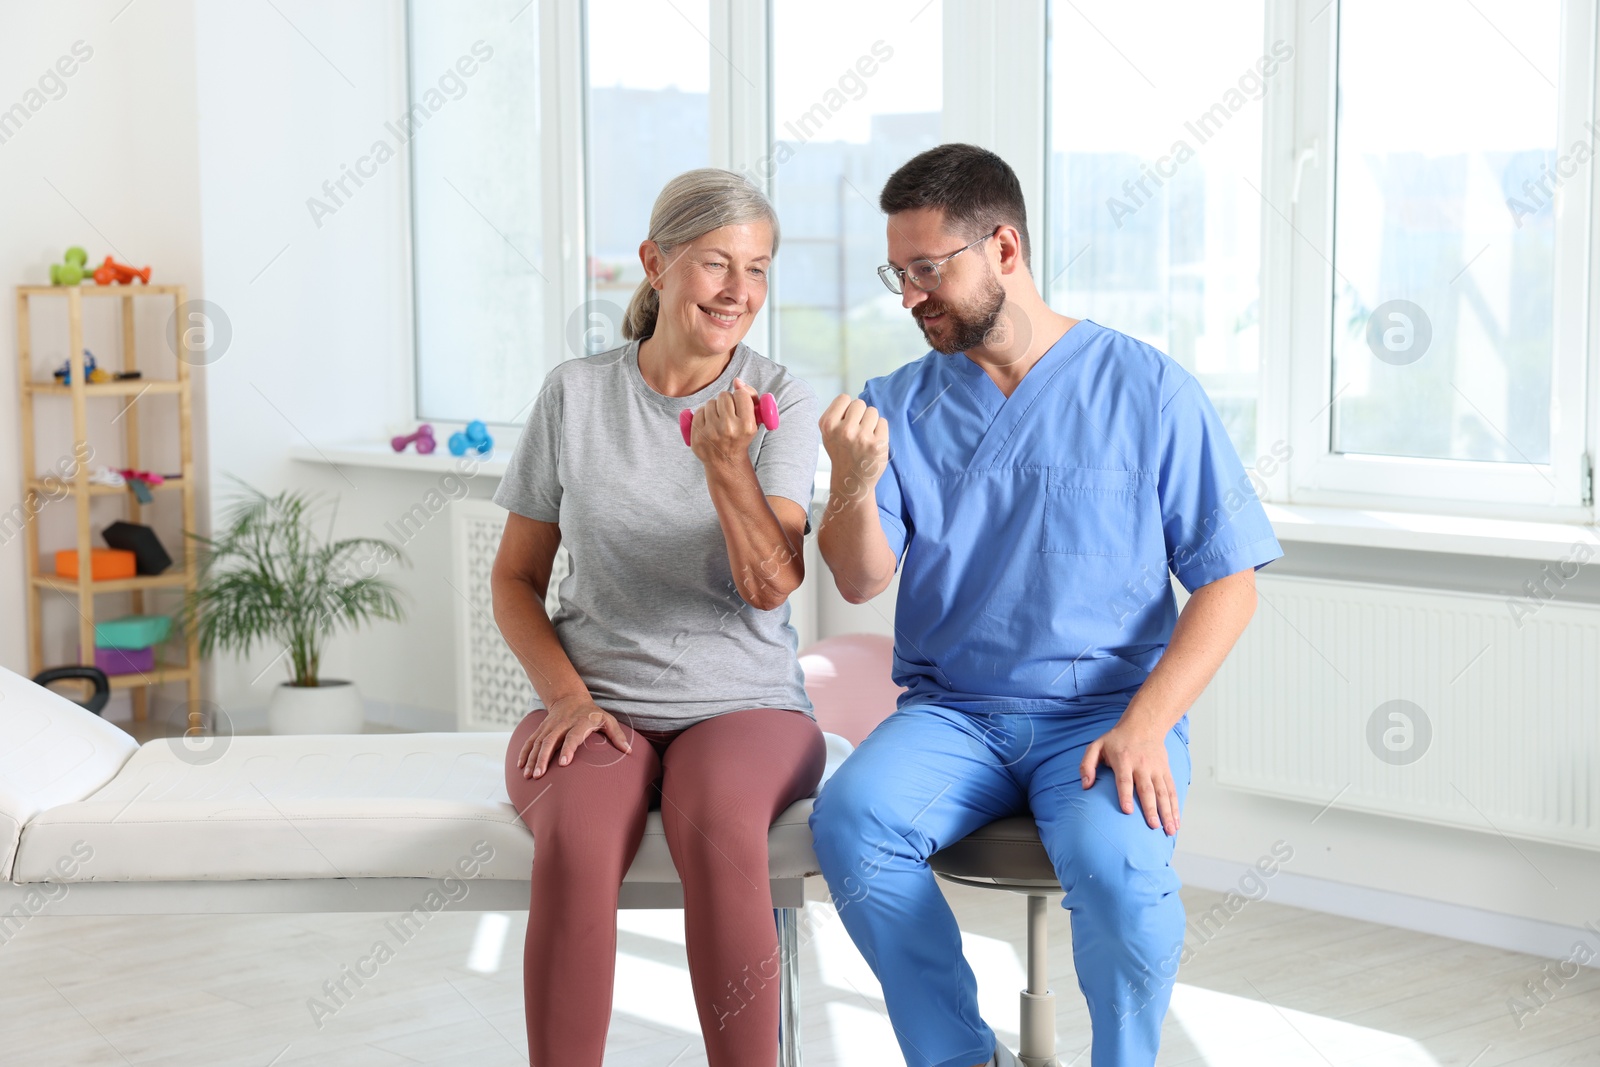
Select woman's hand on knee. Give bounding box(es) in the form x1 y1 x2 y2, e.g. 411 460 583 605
518 696 633 779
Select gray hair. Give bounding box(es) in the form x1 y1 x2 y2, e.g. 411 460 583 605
622 168 780 341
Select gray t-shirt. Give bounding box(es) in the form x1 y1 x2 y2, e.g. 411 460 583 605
493 340 820 730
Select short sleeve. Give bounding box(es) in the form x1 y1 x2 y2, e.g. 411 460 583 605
755 375 822 521
492 373 564 522
1159 374 1282 592
861 380 911 564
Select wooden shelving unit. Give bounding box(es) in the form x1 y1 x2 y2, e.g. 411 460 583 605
15 284 201 726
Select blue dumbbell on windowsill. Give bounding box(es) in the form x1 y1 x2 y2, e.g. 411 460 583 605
449 420 494 456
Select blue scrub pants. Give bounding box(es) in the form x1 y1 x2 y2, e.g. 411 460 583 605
809 702 1191 1067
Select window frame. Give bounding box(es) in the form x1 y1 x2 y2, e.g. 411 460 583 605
402 0 585 430
1270 0 1598 520
545 0 588 423
1029 0 1599 520
408 0 766 431
708 0 773 355
563 0 772 387
1037 0 1272 469
406 0 1600 529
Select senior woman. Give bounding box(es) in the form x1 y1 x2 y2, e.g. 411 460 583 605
492 168 825 1067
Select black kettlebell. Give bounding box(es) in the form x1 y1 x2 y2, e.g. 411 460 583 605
32 666 112 716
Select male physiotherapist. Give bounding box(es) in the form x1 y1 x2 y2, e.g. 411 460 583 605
810 144 1283 1067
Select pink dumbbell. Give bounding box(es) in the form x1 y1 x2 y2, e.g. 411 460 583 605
680 393 780 445
391 424 437 454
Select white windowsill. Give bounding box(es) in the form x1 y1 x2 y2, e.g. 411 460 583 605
1264 503 1599 561
289 442 509 479
288 445 1598 562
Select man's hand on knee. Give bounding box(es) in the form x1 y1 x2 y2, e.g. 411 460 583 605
1080 724 1180 836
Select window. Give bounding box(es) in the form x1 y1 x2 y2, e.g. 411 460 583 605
1331 1 1559 465
406 1 1599 522
409 0 546 424
768 0 943 398
580 0 713 357
1046 0 1268 463
1282 0 1592 511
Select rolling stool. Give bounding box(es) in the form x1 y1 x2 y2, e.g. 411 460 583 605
931 818 1064 1067
804 635 1076 1065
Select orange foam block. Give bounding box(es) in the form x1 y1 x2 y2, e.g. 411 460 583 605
54 548 137 580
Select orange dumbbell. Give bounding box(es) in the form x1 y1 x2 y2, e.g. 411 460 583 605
93 256 152 285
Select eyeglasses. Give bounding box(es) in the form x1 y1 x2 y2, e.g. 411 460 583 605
877 231 995 295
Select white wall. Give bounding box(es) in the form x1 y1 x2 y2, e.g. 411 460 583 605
0 1 481 728
193 0 470 728
0 0 205 719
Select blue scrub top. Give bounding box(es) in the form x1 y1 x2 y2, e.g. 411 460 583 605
863 319 1283 713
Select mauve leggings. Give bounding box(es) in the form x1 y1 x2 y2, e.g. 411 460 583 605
504 706 826 1067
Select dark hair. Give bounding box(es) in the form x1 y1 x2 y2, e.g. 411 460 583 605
879 143 1030 270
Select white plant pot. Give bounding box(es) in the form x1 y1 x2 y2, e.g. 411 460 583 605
267 680 366 735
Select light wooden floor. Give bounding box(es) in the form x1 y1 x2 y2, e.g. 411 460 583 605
2 874 1597 1066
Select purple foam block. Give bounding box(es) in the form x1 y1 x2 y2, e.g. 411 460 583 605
93 645 155 675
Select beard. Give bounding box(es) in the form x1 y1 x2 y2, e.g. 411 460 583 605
913 268 1007 354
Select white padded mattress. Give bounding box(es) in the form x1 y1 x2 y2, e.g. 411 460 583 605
0 667 140 883
11 732 827 885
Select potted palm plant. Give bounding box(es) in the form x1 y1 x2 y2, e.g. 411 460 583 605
185 482 407 734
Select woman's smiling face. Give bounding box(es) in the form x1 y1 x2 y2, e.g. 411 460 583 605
644 220 773 356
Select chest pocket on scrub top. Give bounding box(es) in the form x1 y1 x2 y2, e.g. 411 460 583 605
1040 466 1138 556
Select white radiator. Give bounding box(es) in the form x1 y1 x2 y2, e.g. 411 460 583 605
1206 574 1600 851
451 499 565 731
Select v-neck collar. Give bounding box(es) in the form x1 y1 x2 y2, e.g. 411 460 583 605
960 319 1100 472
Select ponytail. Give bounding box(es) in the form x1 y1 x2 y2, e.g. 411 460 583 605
622 278 660 341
